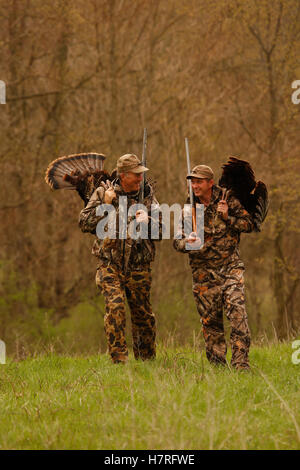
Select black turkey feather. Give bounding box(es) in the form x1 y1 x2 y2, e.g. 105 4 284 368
45 152 116 206
218 156 269 232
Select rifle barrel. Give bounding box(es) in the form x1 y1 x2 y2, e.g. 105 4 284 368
140 128 147 202
185 138 193 207
185 137 196 233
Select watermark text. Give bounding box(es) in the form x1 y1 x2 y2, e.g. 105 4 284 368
291 80 300 105
0 340 6 364
96 199 205 250
0 81 6 104
292 340 300 365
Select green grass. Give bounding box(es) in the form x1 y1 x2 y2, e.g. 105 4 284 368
0 342 299 450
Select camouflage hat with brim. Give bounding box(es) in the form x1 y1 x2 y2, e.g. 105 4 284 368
117 154 149 174
186 164 214 180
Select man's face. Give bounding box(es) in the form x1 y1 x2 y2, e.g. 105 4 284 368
120 171 143 192
190 177 213 198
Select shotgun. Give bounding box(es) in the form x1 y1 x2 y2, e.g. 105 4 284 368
185 137 197 233
139 128 147 203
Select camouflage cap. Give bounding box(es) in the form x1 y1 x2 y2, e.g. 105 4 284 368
117 154 149 174
186 164 214 180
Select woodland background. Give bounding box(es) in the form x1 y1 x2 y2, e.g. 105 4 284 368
0 0 299 357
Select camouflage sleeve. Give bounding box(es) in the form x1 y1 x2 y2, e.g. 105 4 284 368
226 194 254 233
78 186 106 234
173 238 189 253
173 208 190 253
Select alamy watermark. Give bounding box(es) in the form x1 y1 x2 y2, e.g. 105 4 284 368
291 80 300 105
292 340 300 365
0 80 6 104
95 199 205 250
0 340 5 364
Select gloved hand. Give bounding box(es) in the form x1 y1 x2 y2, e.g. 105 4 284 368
186 231 202 248
136 209 149 224
217 199 228 220
100 180 117 204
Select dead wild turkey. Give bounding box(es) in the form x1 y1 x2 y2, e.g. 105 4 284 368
218 156 269 232
45 152 117 206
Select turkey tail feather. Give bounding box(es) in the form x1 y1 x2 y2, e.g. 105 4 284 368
253 181 269 232
45 152 107 204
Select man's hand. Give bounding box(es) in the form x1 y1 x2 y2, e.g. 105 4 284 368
186 231 202 248
101 180 116 204
217 200 228 220
136 209 149 224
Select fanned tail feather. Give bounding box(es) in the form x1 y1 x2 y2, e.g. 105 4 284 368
45 152 110 205
252 181 269 232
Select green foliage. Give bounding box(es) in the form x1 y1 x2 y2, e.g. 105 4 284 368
155 288 201 346
54 298 106 354
0 260 56 356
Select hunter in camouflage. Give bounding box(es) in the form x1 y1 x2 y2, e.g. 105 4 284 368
174 165 253 370
79 154 161 364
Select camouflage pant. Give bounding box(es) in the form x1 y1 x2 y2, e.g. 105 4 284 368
192 261 251 369
96 262 156 363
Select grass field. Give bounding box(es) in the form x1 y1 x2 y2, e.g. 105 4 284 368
0 341 299 450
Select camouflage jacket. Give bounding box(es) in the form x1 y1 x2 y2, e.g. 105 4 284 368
79 180 162 271
173 185 254 270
